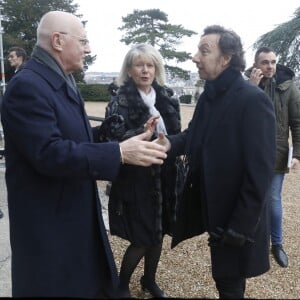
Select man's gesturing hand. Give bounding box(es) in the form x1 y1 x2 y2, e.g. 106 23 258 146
120 131 168 166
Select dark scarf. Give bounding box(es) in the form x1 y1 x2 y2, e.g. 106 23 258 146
31 45 78 94
204 67 240 100
187 67 240 173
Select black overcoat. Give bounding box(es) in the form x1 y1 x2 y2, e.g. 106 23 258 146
169 68 276 278
1 59 121 297
104 80 181 246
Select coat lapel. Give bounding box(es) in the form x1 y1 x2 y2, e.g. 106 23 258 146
66 85 93 142
204 88 238 145
26 59 93 141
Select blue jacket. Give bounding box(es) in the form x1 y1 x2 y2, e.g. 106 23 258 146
1 58 121 297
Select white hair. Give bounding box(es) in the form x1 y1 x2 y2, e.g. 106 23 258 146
116 44 166 86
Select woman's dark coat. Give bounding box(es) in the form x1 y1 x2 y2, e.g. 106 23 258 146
104 79 181 246
1 59 121 297
169 68 276 278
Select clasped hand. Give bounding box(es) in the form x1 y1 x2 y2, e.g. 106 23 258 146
119 115 168 167
152 132 171 151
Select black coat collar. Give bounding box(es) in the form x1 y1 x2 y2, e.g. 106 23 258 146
204 67 240 100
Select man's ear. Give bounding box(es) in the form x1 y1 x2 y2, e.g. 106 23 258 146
222 54 231 67
52 32 63 51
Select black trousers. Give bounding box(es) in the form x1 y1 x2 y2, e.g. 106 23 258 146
213 276 246 299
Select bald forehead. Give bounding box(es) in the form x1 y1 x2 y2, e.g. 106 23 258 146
38 11 83 37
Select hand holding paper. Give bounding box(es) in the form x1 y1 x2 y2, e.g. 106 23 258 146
288 146 300 172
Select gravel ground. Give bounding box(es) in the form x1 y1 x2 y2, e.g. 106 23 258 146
89 101 300 299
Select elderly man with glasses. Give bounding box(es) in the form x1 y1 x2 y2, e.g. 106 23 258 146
1 10 168 298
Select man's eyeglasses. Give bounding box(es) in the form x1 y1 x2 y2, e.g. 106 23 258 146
58 32 89 46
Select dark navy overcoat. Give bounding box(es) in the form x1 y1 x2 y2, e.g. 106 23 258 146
1 59 121 297
169 69 276 278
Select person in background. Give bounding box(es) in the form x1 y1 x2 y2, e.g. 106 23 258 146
0 49 28 222
100 43 181 298
0 47 26 220
7 46 27 73
108 77 118 96
244 46 300 268
1 11 167 298
155 25 276 298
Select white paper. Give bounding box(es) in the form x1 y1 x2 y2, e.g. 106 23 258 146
287 146 293 168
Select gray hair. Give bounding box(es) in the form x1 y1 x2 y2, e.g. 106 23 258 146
202 25 246 72
116 44 166 86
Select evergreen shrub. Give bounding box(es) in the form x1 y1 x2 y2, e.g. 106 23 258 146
77 83 110 102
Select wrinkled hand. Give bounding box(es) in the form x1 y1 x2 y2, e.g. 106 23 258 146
121 116 159 141
153 132 171 151
144 115 160 138
249 67 264 86
144 115 160 132
120 131 168 166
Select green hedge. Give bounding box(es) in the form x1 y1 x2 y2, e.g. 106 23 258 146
77 83 110 102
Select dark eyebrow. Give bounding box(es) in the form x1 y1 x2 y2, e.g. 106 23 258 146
261 59 277 64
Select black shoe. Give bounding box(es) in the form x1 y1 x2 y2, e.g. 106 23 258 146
0 209 3 219
140 276 167 298
271 244 288 268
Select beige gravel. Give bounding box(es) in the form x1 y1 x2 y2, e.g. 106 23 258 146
88 101 300 299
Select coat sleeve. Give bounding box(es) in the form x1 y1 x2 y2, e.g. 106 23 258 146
288 82 300 160
1 75 121 181
228 89 276 239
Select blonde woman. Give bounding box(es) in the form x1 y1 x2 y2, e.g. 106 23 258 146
103 44 181 298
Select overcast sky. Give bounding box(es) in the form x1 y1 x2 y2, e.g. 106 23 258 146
75 0 299 73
